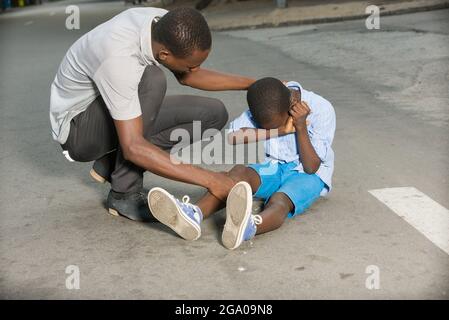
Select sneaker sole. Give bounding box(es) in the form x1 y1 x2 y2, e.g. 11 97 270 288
147 187 201 241
90 168 107 184
222 181 253 250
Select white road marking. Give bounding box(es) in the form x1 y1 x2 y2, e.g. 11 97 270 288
369 187 449 255
24 20 34 26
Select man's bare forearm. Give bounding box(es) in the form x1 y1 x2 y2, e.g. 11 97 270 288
178 68 255 91
127 137 217 189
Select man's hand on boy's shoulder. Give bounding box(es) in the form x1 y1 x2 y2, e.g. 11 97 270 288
289 101 311 130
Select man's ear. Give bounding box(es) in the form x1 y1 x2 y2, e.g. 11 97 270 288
157 49 170 61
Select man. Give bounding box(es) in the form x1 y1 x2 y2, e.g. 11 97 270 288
50 7 255 222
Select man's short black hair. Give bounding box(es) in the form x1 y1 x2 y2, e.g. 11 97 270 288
153 7 212 58
247 77 291 125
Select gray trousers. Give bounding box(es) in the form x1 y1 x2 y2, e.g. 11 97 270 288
61 65 228 193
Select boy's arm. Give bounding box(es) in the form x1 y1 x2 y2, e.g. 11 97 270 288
228 118 296 145
289 101 321 174
228 128 274 144
174 68 255 91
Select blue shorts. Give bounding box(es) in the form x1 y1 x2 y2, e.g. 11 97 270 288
248 161 325 218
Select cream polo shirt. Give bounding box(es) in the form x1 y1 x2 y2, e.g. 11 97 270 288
49 8 168 144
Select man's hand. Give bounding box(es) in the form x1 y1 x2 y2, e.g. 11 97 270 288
289 101 311 129
208 172 236 201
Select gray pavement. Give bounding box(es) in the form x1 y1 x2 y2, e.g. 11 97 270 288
0 2 448 299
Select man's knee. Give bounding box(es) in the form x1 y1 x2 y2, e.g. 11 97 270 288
215 99 229 129
203 99 228 131
139 65 167 97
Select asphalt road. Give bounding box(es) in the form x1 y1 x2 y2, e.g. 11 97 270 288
0 1 448 299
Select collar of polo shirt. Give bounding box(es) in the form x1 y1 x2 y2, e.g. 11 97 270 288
139 15 162 67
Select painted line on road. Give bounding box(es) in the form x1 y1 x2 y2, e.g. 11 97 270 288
369 187 449 255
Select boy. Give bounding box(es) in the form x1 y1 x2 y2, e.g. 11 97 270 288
148 77 336 249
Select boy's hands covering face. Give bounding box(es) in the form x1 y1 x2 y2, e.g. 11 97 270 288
278 116 296 135
289 101 311 129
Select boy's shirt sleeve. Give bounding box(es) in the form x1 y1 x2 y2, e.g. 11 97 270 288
286 81 302 92
307 100 336 162
286 80 335 163
228 110 257 133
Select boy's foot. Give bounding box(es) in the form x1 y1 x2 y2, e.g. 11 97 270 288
107 188 156 222
222 181 262 250
148 187 203 241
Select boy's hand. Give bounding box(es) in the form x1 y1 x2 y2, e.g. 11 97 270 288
289 101 311 129
278 116 296 135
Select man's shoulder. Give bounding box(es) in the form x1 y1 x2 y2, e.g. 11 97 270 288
118 7 168 18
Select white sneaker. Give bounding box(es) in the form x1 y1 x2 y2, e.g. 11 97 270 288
222 181 262 250
148 187 203 241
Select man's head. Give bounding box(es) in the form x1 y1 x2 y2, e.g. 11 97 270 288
247 77 296 129
152 7 212 73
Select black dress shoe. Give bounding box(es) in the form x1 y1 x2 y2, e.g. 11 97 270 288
107 188 157 222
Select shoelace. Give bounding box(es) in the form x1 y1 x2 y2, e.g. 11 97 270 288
244 214 262 241
252 214 263 225
247 214 263 232
182 195 191 204
176 195 202 223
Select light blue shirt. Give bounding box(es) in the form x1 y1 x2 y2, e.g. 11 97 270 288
228 81 336 196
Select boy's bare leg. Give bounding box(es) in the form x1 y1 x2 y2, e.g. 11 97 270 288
196 165 261 218
255 192 294 235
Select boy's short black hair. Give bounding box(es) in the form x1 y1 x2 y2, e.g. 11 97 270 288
153 7 212 58
247 77 291 125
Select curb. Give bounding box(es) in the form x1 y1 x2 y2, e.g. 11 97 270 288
211 2 449 31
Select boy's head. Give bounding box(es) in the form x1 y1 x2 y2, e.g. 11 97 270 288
152 8 212 73
247 77 296 129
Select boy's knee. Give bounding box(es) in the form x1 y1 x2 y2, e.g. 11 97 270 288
228 165 249 180
267 192 294 214
228 165 261 192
